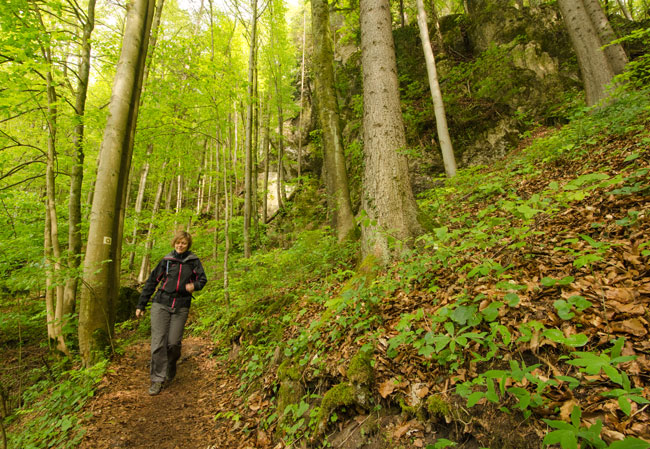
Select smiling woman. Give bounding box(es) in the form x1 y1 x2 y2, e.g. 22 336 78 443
136 230 208 395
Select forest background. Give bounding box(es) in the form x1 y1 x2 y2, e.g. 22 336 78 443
1 0 650 447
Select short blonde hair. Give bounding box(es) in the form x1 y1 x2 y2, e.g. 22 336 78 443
171 231 192 250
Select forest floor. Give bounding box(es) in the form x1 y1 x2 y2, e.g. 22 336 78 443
78 335 267 449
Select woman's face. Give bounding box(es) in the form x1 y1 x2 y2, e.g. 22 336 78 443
175 238 189 254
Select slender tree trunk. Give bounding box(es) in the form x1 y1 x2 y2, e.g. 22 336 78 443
44 69 66 353
359 0 423 263
617 0 634 19
252 66 260 241
129 143 153 270
399 0 406 27
243 0 259 258
582 0 628 74
138 162 167 283
62 0 96 338
558 0 617 106
44 207 55 345
297 6 306 180
311 0 356 241
223 122 231 306
213 133 221 261
416 0 457 177
262 100 270 224
79 0 155 365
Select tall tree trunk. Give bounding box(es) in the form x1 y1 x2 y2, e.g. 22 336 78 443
262 99 270 224
359 0 423 263
62 0 96 339
616 0 634 19
79 0 155 366
416 0 457 178
582 0 628 74
558 0 617 106
213 133 221 261
311 0 356 241
297 6 306 180
138 162 167 283
44 205 55 344
399 0 406 27
252 65 260 241
44 69 66 353
243 0 259 258
223 122 231 306
129 143 153 270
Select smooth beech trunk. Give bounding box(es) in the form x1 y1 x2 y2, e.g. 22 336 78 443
311 0 356 241
416 0 457 178
79 0 155 366
359 0 423 263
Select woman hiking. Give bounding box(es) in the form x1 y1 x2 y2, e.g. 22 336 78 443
136 231 208 395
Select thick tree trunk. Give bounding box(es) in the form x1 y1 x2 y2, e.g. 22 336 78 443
582 0 628 74
558 0 616 106
311 0 356 241
359 0 423 263
416 0 457 178
79 0 155 366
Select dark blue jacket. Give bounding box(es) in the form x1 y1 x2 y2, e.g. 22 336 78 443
138 250 207 310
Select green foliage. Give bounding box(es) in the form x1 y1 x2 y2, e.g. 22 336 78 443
7 360 107 449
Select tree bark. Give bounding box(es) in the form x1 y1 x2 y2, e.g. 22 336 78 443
616 0 634 20
63 0 96 337
262 100 270 224
359 0 423 263
311 0 356 241
79 0 155 366
416 0 457 178
138 162 167 283
243 0 259 258
129 143 153 271
582 0 628 74
557 0 616 106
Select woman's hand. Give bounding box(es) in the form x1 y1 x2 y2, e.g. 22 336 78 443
185 283 195 293
135 308 144 318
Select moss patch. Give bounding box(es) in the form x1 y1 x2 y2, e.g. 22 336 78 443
347 349 374 386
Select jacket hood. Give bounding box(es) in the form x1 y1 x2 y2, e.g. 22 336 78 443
164 250 198 262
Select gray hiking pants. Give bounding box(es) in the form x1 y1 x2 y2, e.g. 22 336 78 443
150 302 189 382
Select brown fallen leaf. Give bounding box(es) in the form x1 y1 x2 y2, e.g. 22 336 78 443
611 318 648 337
560 399 579 422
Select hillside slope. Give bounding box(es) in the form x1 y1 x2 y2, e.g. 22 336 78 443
197 89 650 449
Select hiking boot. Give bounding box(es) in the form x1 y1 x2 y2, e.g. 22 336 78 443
148 381 163 396
166 362 177 382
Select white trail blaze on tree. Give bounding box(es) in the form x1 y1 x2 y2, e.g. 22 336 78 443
78 0 155 365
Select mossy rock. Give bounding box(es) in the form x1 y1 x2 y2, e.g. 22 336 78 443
426 394 451 420
347 349 374 386
277 359 302 382
277 379 304 419
316 382 371 436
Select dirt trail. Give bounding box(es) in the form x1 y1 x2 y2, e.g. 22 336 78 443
79 336 259 449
